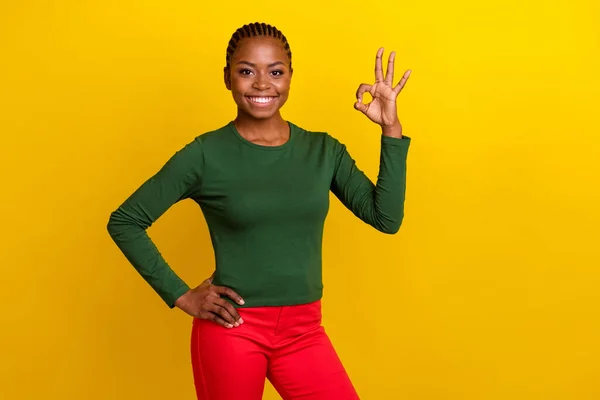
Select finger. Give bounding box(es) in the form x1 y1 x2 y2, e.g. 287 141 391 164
385 51 396 85
213 285 245 305
199 311 233 329
355 83 372 103
354 83 372 114
393 69 412 95
206 303 237 326
215 298 244 325
374 47 384 82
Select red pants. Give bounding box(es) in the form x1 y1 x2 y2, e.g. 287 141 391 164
190 300 360 399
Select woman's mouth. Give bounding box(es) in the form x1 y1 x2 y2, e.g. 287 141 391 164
246 96 278 106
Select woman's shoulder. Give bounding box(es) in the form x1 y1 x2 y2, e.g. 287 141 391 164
191 122 233 143
289 122 342 147
166 123 232 161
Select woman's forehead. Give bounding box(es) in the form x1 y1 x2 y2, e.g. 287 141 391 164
232 37 289 60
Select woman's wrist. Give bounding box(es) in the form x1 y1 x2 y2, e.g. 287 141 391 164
381 120 403 138
174 290 190 309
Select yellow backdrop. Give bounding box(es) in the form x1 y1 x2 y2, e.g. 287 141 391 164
2 1 599 399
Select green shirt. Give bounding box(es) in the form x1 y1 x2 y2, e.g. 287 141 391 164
107 121 411 308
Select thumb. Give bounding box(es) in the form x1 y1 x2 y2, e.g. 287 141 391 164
354 100 368 113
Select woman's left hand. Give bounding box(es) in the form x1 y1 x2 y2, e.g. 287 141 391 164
354 48 411 132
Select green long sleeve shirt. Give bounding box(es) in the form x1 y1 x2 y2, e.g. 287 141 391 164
107 121 411 308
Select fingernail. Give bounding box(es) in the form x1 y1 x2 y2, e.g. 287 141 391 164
234 322 239 327
226 324 233 328
239 299 245 305
239 318 244 324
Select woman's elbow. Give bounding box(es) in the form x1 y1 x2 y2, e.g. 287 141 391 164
106 208 135 238
106 210 120 238
376 215 404 235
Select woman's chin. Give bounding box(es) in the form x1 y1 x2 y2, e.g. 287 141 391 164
239 107 280 120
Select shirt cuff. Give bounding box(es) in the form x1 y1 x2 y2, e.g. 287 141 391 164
382 134 411 146
166 284 192 309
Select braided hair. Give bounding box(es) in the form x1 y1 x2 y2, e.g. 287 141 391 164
225 22 292 71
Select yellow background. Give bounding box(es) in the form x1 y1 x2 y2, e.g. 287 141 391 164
1 1 599 399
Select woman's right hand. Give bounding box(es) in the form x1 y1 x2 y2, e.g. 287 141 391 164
174 278 245 328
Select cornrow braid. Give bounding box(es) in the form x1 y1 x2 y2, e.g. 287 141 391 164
225 22 292 71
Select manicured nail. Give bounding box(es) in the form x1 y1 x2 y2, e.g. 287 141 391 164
226 324 233 328
239 318 244 324
234 322 239 327
239 299 245 305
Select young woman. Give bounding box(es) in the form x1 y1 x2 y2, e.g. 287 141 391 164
108 22 411 400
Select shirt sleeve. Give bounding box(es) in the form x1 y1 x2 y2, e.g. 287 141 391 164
330 134 411 234
106 138 204 308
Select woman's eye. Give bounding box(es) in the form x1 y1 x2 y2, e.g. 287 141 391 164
240 69 253 75
271 70 284 76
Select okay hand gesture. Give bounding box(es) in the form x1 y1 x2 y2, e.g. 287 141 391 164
354 48 411 130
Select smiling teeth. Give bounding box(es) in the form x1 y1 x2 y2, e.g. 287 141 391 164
249 97 275 103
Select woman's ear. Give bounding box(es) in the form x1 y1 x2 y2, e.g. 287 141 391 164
224 67 231 90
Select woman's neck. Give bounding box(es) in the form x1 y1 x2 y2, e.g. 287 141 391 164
233 112 290 146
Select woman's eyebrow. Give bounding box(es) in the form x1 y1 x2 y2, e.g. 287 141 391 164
237 61 285 68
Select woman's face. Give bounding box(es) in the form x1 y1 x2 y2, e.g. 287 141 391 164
225 36 292 120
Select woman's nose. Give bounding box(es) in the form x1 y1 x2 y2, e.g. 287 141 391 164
252 74 270 90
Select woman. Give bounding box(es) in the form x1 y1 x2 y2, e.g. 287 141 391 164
107 22 411 400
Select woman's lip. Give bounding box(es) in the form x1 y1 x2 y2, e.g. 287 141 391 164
246 96 278 106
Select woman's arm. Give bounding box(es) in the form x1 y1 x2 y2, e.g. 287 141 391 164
107 139 204 307
330 131 410 234
330 47 412 234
